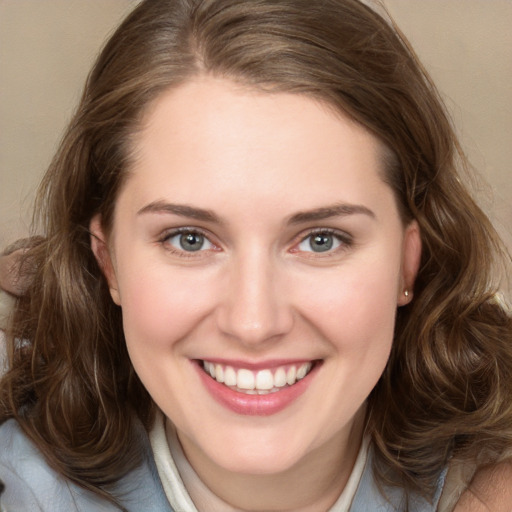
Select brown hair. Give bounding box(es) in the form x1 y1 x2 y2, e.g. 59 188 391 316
1 0 511 506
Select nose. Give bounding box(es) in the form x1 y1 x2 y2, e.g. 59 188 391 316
216 248 294 347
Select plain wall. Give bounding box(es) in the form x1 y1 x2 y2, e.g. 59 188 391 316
1 0 511 251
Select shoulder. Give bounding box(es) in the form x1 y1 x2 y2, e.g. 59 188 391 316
0 418 44 470
0 419 76 510
0 419 61 510
0 418 175 511
0 421 41 509
453 461 512 512
0 419 120 511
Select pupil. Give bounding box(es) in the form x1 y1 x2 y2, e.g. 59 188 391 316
311 234 333 252
180 233 203 251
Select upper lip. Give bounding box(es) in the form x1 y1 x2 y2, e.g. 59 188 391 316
196 358 319 371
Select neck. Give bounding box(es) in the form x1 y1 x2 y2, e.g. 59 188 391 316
177 410 366 512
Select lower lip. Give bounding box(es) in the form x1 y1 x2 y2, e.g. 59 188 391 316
195 361 318 416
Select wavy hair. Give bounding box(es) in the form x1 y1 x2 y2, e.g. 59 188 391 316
1 0 511 506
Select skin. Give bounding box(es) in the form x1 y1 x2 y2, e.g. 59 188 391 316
90 76 422 511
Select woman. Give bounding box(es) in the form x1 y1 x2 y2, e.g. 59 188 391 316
1 0 511 510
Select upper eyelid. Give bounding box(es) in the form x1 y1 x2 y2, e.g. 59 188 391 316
288 228 353 256
157 228 220 259
295 227 352 243
159 226 219 248
157 226 352 250
160 226 212 240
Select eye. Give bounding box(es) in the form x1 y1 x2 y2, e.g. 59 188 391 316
296 230 349 253
163 229 215 253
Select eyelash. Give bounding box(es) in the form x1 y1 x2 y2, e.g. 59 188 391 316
292 228 353 256
158 227 218 258
157 227 353 258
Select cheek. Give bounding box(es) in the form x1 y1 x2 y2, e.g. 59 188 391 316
296 255 401 350
295 259 399 424
116 259 217 353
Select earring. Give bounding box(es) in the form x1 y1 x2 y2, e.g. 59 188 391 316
404 290 409 297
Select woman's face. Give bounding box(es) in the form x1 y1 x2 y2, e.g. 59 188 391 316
92 77 420 477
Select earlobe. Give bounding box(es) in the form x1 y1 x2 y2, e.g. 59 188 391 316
398 220 422 306
89 215 121 306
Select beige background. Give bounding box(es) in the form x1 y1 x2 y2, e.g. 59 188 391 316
1 0 511 251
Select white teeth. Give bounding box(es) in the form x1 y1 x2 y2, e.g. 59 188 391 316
203 361 315 392
286 366 296 385
274 367 287 388
237 369 255 390
224 366 237 386
296 362 311 380
203 361 216 378
214 364 224 383
255 369 274 390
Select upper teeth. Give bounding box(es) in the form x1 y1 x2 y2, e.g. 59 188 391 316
202 361 313 392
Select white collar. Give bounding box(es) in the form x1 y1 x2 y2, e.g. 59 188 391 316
149 411 369 512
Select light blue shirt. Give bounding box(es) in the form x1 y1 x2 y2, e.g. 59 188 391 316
0 419 445 511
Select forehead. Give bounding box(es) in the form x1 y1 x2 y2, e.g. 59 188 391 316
121 77 393 218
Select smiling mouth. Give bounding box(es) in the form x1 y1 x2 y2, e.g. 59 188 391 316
200 360 317 395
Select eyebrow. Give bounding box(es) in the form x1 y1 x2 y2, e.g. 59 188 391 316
137 201 221 223
287 203 376 224
137 200 375 225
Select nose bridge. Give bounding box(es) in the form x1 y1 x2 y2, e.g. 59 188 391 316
217 244 292 345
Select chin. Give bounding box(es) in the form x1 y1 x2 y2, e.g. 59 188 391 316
201 428 316 476
216 450 304 476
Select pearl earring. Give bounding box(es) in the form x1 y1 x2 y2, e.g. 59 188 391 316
404 290 409 297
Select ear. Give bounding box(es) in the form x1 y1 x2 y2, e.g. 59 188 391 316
397 220 422 306
90 215 121 306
